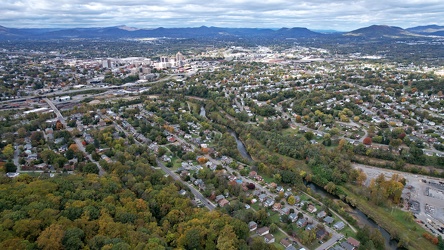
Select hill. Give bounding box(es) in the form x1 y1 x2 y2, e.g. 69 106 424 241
344 25 419 38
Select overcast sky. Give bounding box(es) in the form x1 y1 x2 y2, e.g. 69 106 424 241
1 0 443 31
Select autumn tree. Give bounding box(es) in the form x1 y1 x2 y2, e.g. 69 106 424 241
363 137 372 145
37 224 65 250
2 144 14 160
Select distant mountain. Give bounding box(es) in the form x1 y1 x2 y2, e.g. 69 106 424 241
2 24 442 40
344 25 419 38
275 27 322 38
407 25 444 35
0 25 325 40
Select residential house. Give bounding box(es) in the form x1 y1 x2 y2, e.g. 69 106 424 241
258 193 267 202
305 224 315 231
249 171 257 178
215 194 225 203
307 204 317 213
294 195 301 203
280 238 292 248
317 211 327 219
285 246 297 250
340 241 355 250
256 226 270 236
284 191 293 198
289 213 298 222
264 233 275 244
316 228 328 240
272 203 282 211
333 221 345 230
276 186 284 192
297 218 308 227
179 190 187 196
248 221 258 231
264 198 275 207
218 198 229 207
281 207 290 215
324 216 334 225
347 237 360 249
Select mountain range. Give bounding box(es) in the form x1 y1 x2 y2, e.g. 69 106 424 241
0 24 443 40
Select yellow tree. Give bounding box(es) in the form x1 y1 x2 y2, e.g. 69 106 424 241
2 144 14 160
37 224 65 250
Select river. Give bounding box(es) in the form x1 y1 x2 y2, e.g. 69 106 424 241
306 182 399 250
228 129 253 162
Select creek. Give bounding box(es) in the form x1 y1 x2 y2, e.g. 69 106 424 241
306 182 399 250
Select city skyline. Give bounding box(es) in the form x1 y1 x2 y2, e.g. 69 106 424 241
1 0 443 31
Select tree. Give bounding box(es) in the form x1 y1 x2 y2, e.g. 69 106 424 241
324 182 336 194
217 225 238 250
363 137 372 145
2 144 14 160
85 144 96 154
83 163 99 174
269 223 278 233
37 224 65 250
287 196 296 205
5 161 17 172
62 228 85 250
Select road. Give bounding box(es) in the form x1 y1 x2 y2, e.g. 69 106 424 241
156 159 216 211
44 97 106 176
75 138 106 176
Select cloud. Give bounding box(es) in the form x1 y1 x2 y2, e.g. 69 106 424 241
0 0 443 30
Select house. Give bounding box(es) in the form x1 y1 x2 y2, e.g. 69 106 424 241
285 246 297 250
281 207 291 215
317 211 327 219
347 237 360 248
280 238 292 248
324 216 334 225
179 189 187 196
289 213 298 222
215 194 225 203
294 195 301 203
333 221 345 230
307 204 317 213
284 191 293 198
316 228 328 240
248 221 258 231
218 198 230 207
305 224 315 231
264 233 275 244
340 241 355 250
249 171 257 178
276 186 284 192
256 226 270 236
272 203 282 211
255 175 263 181
297 218 308 227
264 198 275 207
258 193 267 202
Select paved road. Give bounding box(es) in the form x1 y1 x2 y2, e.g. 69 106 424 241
156 159 216 211
44 98 106 176
75 138 106 176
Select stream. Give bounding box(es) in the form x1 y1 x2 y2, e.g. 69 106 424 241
306 182 399 250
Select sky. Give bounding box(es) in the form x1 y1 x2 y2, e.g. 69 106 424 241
1 0 443 31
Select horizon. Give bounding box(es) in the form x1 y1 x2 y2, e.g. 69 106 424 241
1 23 443 33
1 0 444 31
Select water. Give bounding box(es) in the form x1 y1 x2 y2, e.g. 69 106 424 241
228 129 253 162
306 182 398 250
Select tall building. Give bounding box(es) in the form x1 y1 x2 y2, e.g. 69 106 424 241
176 52 185 67
102 59 112 69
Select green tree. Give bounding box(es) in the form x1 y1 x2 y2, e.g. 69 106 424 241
37 224 65 250
62 228 85 250
216 225 238 250
5 161 17 172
